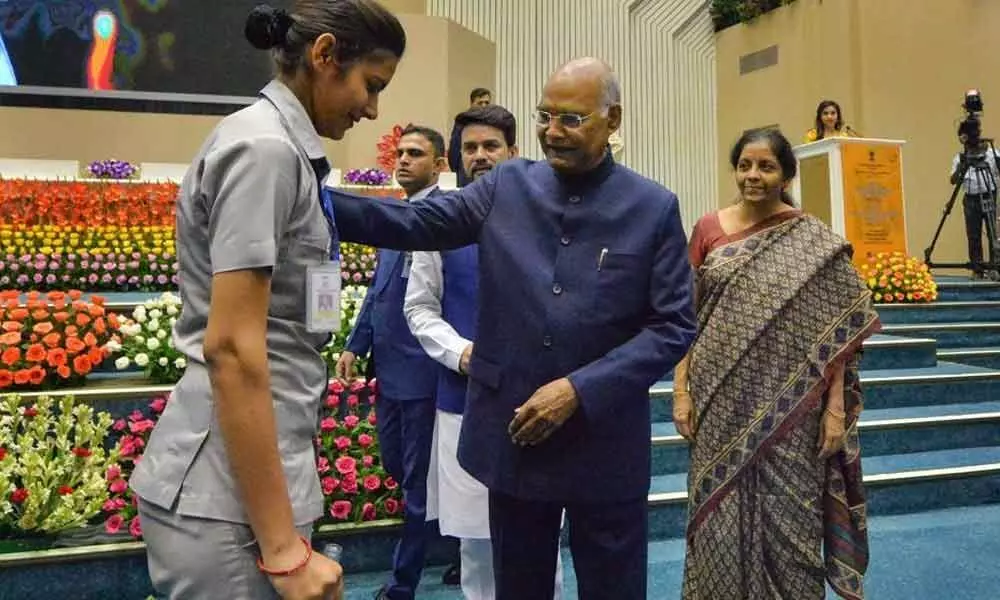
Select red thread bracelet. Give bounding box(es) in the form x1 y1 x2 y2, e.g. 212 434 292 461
256 536 313 577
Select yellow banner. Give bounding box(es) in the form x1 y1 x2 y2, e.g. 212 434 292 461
841 142 908 263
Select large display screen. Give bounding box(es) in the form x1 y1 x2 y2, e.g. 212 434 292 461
0 1 281 98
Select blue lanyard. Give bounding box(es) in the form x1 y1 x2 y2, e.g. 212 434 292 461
319 186 341 262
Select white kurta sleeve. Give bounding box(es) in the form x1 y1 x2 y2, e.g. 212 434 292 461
403 250 472 374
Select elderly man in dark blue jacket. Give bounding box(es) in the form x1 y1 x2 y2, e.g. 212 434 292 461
326 57 696 600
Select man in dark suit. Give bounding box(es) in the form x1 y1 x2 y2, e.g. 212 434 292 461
328 58 697 599
336 125 448 600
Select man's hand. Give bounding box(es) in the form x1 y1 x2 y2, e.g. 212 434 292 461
673 391 695 441
459 344 473 375
818 408 847 460
508 378 580 447
335 351 356 382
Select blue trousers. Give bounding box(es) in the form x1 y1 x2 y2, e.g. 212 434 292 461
376 395 437 600
489 491 648 600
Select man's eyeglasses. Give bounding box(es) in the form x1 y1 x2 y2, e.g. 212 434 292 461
534 110 597 130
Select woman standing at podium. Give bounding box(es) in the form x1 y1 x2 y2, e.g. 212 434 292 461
804 100 859 142
673 128 880 599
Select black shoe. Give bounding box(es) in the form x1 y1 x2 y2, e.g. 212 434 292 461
441 562 460 586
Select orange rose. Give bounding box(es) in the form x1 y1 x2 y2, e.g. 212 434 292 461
2 321 22 332
57 364 72 379
46 348 67 367
65 337 86 354
72 354 92 376
0 370 12 388
42 332 62 348
8 308 28 322
68 290 83 301
0 331 21 346
53 311 70 323
13 370 30 385
76 312 92 327
1 347 20 367
25 344 47 363
28 366 45 386
32 322 54 335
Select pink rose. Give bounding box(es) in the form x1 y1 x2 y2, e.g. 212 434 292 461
334 456 357 475
112 419 127 432
105 514 124 534
328 380 345 395
116 497 127 510
330 500 352 520
149 397 167 414
341 476 359 495
129 516 142 538
368 413 377 426
325 395 341 409
368 379 378 392
343 415 360 429
384 498 400 515
347 394 360 407
317 456 331 474
101 499 119 512
361 502 377 521
129 418 156 434
320 417 337 432
362 455 375 468
128 410 144 423
384 477 398 490
363 475 381 492
358 434 374 448
321 476 340 495
335 436 351 451
106 464 122 482
350 380 366 393
109 478 128 494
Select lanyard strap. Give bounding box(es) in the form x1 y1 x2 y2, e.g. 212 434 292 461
317 178 341 262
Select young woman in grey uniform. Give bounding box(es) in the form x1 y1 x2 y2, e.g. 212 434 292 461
128 2 406 599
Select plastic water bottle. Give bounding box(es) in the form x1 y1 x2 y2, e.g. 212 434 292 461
321 542 343 563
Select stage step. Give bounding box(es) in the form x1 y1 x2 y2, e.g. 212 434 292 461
645 445 1000 539
939 346 1000 370
934 278 1000 302
881 322 1000 349
876 300 1000 324
861 334 937 370
650 401 1000 476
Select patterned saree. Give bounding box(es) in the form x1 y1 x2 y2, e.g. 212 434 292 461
682 214 881 600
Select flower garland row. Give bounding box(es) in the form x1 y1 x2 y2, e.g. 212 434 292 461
0 180 178 227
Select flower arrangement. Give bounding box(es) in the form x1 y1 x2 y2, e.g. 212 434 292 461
0 290 122 391
341 243 377 286
0 226 177 292
316 380 401 523
344 168 392 186
376 124 405 174
101 395 169 539
710 0 797 31
114 293 186 384
859 252 938 303
87 159 138 180
321 285 369 377
0 393 119 535
0 180 177 227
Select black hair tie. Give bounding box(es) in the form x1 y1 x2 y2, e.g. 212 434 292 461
245 4 294 50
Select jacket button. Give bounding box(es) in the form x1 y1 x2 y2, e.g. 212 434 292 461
569 195 581 204
560 236 571 246
552 283 563 295
542 335 553 347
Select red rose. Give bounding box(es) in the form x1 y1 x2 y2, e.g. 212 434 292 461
361 502 377 521
363 475 381 492
328 380 345 394
104 514 124 534
23 406 38 418
335 436 351 451
330 500 352 520
384 498 400 515
58 485 74 496
0 447 6 461
334 456 357 475
321 476 339 495
10 488 28 504
358 434 374 448
129 517 143 538
384 477 398 490
72 447 93 458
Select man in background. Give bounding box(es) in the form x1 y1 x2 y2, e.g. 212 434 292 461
951 119 1000 279
336 125 446 600
448 87 493 187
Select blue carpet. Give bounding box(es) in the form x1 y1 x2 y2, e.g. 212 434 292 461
341 504 1000 600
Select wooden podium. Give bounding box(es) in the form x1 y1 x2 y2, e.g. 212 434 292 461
791 137 909 263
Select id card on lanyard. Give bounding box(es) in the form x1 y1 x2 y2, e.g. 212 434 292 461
306 184 343 333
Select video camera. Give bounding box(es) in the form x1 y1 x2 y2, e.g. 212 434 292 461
960 89 984 147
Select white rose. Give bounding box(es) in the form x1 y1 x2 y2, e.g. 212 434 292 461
167 337 174 348
146 338 160 351
166 305 178 316
157 329 167 340
135 312 147 323
148 319 160 332
149 309 162 320
135 353 149 367
169 317 177 327
104 340 122 352
114 356 131 370
133 306 146 320
135 335 145 344
158 357 169 367
174 357 187 370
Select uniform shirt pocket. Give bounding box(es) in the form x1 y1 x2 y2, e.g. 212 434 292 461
270 234 331 320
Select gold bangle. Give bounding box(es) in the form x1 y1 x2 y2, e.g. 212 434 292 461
825 406 846 419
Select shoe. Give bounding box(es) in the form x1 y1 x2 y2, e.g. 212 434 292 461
441 562 460 586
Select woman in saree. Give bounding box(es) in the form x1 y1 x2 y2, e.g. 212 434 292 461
673 128 880 600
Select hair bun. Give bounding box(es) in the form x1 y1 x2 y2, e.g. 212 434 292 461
245 4 293 50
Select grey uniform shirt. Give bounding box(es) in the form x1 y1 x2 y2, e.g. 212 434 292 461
130 80 333 525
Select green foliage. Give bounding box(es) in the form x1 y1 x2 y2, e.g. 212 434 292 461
711 0 798 31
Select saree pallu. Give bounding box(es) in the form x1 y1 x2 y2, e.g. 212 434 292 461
682 215 880 600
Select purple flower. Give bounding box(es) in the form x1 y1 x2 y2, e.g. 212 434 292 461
17 274 28 285
157 274 168 285
88 273 99 284
128 276 140 285
81 260 90 269
171 274 180 285
32 273 43 284
48 261 59 270
45 274 56 284
116 275 127 285
66 262 76 270
61 275 70 282
101 274 113 284
88 158 137 179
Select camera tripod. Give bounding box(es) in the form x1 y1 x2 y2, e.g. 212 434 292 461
924 140 1000 281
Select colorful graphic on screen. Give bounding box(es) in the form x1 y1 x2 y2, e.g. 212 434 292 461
0 1 272 97
87 10 118 90
0 32 16 85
